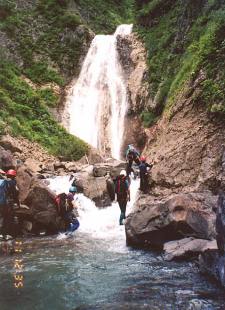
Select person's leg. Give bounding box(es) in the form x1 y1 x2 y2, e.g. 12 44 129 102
143 173 149 193
140 173 144 191
119 199 127 225
128 159 133 170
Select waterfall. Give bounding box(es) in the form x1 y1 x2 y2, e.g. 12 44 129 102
65 24 133 159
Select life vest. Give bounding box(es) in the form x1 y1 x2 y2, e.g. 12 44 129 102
115 176 128 197
55 193 68 216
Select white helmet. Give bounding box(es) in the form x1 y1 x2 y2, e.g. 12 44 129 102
120 170 126 176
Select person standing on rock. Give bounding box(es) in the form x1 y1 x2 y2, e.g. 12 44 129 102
6 170 20 209
0 169 7 239
139 157 153 193
0 169 20 239
115 170 130 225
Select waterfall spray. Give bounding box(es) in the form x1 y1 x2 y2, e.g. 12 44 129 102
66 25 133 159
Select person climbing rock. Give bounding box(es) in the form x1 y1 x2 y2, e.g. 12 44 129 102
55 186 79 233
139 157 153 193
126 144 140 171
64 186 79 234
114 170 130 225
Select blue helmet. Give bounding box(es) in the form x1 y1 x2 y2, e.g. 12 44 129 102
69 186 77 193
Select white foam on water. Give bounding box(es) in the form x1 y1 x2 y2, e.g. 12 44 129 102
48 176 139 250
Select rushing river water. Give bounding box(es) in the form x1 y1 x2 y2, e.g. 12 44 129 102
0 178 225 310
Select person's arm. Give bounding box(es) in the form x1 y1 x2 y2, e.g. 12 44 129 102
126 180 130 201
127 188 130 201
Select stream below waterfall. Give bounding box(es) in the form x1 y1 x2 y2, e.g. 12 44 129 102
0 178 225 310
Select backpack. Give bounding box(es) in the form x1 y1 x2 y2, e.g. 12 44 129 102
115 176 128 197
55 193 68 216
0 179 7 205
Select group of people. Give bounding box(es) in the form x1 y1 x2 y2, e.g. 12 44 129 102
0 169 20 240
0 167 80 239
114 144 153 225
0 144 150 236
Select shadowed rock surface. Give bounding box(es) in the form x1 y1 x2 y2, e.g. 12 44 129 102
126 191 216 249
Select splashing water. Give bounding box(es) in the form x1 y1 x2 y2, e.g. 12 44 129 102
65 24 133 159
48 175 139 246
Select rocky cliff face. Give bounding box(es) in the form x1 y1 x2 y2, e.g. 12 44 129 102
144 84 225 196
117 33 149 156
124 1 225 278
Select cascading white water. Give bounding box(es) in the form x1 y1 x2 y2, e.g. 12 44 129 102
48 175 139 246
66 24 133 159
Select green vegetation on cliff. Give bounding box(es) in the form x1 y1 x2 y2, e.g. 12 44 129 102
76 0 134 33
0 0 134 160
0 59 88 160
135 0 225 117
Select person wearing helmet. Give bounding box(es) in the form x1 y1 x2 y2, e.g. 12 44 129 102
6 169 20 209
0 169 8 239
114 169 130 225
0 169 19 239
139 156 153 193
65 186 79 234
125 144 140 173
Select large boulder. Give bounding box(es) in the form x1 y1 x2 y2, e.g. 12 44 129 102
198 191 225 289
125 191 216 249
16 166 34 202
163 237 217 261
199 250 225 289
0 146 16 170
74 169 111 207
0 135 22 153
216 191 225 254
24 180 61 234
92 160 126 178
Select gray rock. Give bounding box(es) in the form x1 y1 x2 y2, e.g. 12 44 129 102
0 146 15 170
163 237 217 261
125 192 216 249
74 171 111 208
199 249 225 288
216 191 225 254
16 166 34 202
93 160 125 178
0 135 22 153
24 180 60 233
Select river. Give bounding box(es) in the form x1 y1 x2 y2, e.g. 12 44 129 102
0 178 225 310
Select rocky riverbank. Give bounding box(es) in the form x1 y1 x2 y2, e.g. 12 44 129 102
0 136 127 248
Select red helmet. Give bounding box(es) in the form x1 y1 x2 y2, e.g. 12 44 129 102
6 169 17 177
140 156 146 162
